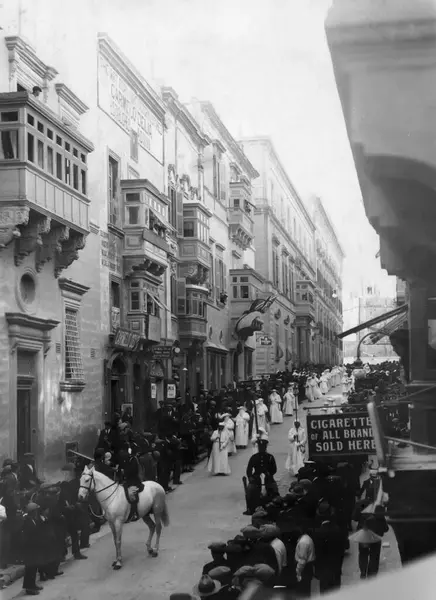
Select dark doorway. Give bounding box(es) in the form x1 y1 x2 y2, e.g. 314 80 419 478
16 351 37 463
110 356 127 415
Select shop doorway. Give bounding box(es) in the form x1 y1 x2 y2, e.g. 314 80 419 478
110 356 127 416
16 351 37 463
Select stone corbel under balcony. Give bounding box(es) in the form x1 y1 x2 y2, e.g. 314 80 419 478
230 225 253 250
14 213 52 266
54 230 87 278
0 204 30 248
124 256 167 279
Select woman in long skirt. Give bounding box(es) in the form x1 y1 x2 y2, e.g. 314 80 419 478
285 420 307 475
283 386 296 416
269 390 283 424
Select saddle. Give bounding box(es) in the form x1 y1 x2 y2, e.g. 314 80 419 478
124 483 144 504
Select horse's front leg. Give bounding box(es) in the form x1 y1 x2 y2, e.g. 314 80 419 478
112 520 123 570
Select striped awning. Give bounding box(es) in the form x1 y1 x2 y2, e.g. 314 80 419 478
365 310 408 344
337 303 408 339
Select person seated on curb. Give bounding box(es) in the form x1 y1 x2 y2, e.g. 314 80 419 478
202 542 229 574
244 437 278 516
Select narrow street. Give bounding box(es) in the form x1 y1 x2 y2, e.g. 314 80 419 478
3 388 401 600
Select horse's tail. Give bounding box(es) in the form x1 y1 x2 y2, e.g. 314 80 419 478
153 483 170 527
161 496 170 527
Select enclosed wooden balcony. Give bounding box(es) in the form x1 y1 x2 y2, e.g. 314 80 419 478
295 280 316 321
0 91 93 275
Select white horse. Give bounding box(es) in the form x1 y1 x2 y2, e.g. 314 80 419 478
78 464 169 570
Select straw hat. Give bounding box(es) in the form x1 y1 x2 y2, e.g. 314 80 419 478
192 575 222 597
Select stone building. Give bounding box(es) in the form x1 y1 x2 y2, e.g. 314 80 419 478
309 195 344 366
240 137 319 370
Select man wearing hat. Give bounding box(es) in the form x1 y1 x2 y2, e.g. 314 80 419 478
20 454 41 490
118 445 142 521
192 574 223 598
59 463 88 560
202 542 228 575
96 421 118 454
244 437 278 516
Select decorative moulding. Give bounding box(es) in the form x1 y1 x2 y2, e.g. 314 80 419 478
55 83 89 116
58 278 90 298
60 380 86 393
6 312 59 356
5 35 58 93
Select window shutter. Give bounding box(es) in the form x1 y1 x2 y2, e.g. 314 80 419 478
176 278 186 315
213 156 218 198
220 162 227 202
215 257 220 299
223 262 227 292
176 191 184 237
210 254 215 300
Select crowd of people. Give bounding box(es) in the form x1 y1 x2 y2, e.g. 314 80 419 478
0 360 400 597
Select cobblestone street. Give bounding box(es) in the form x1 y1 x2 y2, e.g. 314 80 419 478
2 388 401 599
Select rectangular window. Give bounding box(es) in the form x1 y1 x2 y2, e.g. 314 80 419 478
27 114 35 127
170 275 177 314
233 199 240 208
232 286 238 299
0 130 19 159
65 141 70 152
183 220 195 237
108 155 120 226
169 187 177 228
47 128 53 140
56 135 62 147
64 308 84 381
110 280 121 309
73 164 79 190
73 148 78 158
65 158 71 185
1 111 18 122
56 153 62 180
126 192 140 203
47 147 54 174
240 285 249 299
81 170 86 195
130 291 140 311
27 133 34 162
128 206 139 225
130 131 138 162
37 139 44 169
37 121 44 133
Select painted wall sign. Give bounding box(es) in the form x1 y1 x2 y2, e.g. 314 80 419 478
100 230 122 273
98 53 164 163
150 361 164 379
307 412 376 457
151 345 173 359
151 383 157 399
113 327 141 351
256 333 273 347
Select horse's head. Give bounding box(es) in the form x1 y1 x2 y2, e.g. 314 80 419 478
78 464 95 500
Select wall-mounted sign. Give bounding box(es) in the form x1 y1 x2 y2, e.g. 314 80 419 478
113 328 141 351
100 230 122 273
151 383 157 399
150 361 164 379
256 333 273 347
121 403 133 418
307 412 376 457
98 52 164 163
167 383 176 399
151 345 173 359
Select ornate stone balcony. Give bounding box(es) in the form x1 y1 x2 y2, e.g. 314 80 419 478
228 207 254 250
0 91 93 276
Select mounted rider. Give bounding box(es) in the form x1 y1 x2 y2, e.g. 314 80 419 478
244 436 279 516
118 444 142 522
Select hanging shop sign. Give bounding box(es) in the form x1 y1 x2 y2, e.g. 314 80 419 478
98 52 164 163
151 345 173 359
150 360 164 379
151 383 157 399
166 383 176 399
113 328 141 351
256 333 273 347
307 412 376 457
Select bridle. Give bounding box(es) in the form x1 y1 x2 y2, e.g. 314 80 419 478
79 468 119 505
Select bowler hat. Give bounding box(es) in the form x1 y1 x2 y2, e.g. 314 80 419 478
192 575 222 597
207 542 227 554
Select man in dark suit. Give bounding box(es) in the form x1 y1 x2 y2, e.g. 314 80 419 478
96 422 118 453
59 464 88 560
19 454 41 490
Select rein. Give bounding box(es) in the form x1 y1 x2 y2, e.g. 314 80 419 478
80 471 120 507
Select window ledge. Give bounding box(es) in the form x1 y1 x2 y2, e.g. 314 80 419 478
60 380 86 393
108 223 125 238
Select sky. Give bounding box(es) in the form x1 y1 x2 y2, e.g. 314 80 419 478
15 0 396 315
89 0 395 310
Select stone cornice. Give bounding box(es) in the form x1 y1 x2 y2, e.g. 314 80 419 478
6 312 59 332
200 102 259 180
241 136 314 230
5 35 58 81
97 33 166 122
58 278 90 297
55 83 89 116
162 87 210 148
120 178 169 206
313 196 345 258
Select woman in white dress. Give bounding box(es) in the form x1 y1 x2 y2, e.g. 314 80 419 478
269 389 283 424
313 374 322 400
252 398 269 435
285 420 307 476
320 372 329 395
223 413 236 455
283 386 295 416
306 374 318 402
208 423 231 475
235 406 250 448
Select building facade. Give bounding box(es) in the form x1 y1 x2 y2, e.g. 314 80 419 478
309 196 344 366
240 137 320 371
